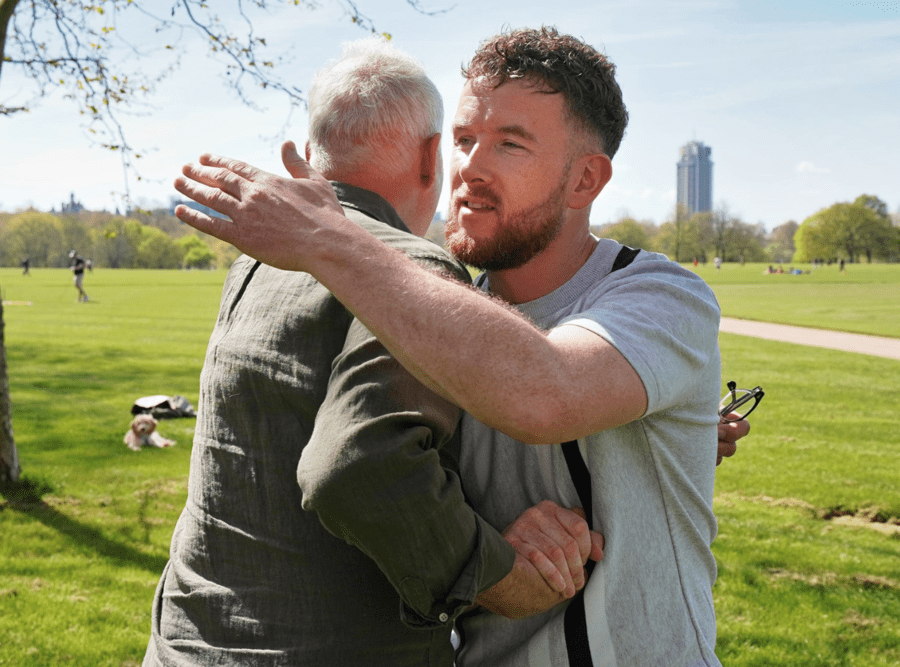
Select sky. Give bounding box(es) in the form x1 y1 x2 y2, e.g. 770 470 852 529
1 0 899 231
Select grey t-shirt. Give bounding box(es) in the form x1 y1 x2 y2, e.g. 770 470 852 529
456 239 723 667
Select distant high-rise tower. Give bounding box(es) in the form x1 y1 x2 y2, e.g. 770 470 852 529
676 141 713 216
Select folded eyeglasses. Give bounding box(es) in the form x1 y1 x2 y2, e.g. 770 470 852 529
719 381 764 423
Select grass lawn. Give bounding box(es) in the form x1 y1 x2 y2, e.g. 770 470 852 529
687 262 900 339
1 266 899 666
716 333 900 665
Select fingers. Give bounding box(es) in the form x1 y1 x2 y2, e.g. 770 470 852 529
552 503 593 563
475 553 568 619
282 140 314 179
199 152 262 182
173 170 239 224
589 530 605 562
718 415 751 441
715 441 736 466
716 415 750 465
173 204 232 240
503 500 592 598
568 506 604 561
509 536 571 595
182 160 246 201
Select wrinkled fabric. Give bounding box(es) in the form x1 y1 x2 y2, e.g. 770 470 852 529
143 183 514 667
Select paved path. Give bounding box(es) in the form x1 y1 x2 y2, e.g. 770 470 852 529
719 318 900 361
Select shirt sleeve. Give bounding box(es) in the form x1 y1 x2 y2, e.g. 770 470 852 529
296 316 515 628
558 255 721 415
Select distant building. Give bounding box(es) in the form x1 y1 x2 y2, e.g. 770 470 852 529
59 192 85 214
676 141 713 216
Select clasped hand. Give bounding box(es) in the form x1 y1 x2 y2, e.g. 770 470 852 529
477 500 604 619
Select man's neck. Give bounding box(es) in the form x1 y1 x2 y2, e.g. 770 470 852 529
486 232 597 305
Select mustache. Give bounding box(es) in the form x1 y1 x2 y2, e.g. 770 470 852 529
453 185 501 208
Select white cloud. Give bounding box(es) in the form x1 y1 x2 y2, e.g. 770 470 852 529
796 161 830 174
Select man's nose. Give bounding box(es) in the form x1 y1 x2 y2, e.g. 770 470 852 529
456 143 492 184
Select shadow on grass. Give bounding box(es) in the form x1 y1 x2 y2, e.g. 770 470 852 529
1 481 169 574
0 474 55 503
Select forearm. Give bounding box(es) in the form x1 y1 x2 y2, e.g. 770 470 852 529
304 217 631 443
299 319 515 621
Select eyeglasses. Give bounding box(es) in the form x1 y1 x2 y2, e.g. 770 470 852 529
719 381 764 423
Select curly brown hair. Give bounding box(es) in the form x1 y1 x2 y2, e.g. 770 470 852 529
462 26 628 159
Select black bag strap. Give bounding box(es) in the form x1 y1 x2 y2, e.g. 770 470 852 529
610 245 640 273
562 244 639 667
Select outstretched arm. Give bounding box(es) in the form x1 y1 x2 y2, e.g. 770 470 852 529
174 144 646 444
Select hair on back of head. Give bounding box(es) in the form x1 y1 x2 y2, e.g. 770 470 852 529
308 37 443 179
462 26 628 159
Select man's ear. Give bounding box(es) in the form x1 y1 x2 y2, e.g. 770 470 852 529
420 133 442 187
305 141 312 162
568 153 613 211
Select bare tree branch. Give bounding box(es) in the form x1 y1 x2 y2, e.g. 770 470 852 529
1 0 447 207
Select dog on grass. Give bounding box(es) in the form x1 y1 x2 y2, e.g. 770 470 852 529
124 414 176 451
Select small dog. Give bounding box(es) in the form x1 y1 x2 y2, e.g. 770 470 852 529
124 414 176 451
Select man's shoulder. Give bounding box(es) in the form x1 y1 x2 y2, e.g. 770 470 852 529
350 210 471 284
606 246 718 303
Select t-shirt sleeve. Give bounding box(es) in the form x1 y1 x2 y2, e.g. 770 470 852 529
556 257 721 415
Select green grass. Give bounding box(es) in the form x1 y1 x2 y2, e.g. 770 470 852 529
1 267 223 667
686 262 900 338
1 266 899 666
714 333 900 665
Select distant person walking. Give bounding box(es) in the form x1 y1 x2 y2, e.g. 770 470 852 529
714 256 722 270
69 250 89 302
21 258 30 275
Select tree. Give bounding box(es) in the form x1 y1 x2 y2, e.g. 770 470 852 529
135 226 184 268
726 221 767 263
0 300 19 484
854 194 889 220
705 204 766 262
58 215 95 265
2 0 441 480
710 204 732 261
795 199 898 263
597 217 654 250
180 235 215 269
1 0 435 201
656 204 699 262
766 220 799 263
853 194 899 262
0 210 65 267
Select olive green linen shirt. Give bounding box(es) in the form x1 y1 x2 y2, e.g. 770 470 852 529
143 183 515 667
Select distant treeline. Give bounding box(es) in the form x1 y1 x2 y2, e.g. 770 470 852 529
3 193 897 269
591 194 899 264
0 208 240 269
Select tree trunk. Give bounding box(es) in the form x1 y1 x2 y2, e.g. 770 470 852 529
0 298 20 484
0 0 22 83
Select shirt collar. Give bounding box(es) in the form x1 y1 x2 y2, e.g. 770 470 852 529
330 181 411 234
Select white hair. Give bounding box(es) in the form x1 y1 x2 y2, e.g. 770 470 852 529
307 37 443 179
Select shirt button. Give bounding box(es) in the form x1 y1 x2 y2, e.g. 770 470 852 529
439 613 449 623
